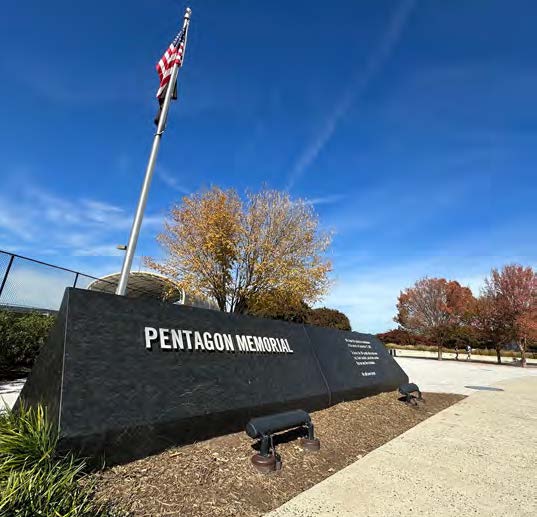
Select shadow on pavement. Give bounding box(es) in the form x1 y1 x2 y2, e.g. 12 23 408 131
464 386 504 392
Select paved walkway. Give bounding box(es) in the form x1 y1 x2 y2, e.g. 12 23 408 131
0 378 25 411
396 356 537 395
394 348 537 365
268 376 537 517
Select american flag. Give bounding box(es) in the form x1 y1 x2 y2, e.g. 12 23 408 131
156 29 186 99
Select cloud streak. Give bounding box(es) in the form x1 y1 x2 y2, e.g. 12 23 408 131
0 184 164 258
156 166 191 195
304 194 346 206
286 0 417 190
323 256 487 334
324 222 537 334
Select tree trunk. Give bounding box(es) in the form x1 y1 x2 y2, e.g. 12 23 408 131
216 296 226 312
496 346 502 364
437 345 443 360
519 337 527 368
233 297 248 314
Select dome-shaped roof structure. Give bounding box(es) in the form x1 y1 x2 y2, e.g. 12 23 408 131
87 271 185 303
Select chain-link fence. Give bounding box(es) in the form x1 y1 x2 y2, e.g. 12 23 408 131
0 250 165 313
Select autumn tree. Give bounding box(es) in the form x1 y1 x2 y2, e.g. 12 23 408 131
482 264 537 367
517 308 537 362
473 295 510 364
146 186 332 313
395 277 474 360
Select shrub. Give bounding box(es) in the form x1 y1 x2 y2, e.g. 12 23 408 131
248 297 352 331
377 327 484 350
0 310 55 374
1 458 95 516
247 295 311 324
377 329 429 347
307 307 351 331
0 404 56 473
0 404 118 516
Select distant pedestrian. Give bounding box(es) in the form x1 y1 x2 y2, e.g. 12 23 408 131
454 345 459 361
466 344 472 360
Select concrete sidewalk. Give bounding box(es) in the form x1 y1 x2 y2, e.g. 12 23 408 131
268 377 537 517
0 378 25 410
396 356 537 395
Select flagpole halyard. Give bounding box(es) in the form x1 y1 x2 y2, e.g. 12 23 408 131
116 7 192 296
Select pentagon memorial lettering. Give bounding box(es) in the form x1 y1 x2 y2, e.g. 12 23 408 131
144 327 294 354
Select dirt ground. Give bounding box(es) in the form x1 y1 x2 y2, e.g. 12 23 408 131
93 392 463 517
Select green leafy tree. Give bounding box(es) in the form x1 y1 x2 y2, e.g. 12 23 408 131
0 311 55 375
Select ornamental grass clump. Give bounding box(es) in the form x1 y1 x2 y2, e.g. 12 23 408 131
0 403 117 517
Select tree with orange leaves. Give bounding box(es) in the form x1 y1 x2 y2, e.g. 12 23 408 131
395 277 475 360
517 309 537 366
473 294 511 364
146 186 332 314
482 264 537 367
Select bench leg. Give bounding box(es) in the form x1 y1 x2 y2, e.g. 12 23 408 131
259 434 271 457
301 423 321 451
251 434 277 473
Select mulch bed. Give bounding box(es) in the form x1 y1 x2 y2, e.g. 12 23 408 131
93 391 463 517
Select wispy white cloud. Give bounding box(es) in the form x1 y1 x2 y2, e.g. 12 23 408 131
1 56 142 106
70 245 124 257
286 0 417 190
323 229 537 334
0 183 164 258
83 200 123 214
304 194 346 206
156 166 191 194
0 206 34 241
322 256 484 334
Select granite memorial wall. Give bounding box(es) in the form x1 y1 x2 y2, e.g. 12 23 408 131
17 288 408 465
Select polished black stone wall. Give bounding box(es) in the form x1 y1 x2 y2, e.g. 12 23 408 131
18 288 408 465
305 325 406 404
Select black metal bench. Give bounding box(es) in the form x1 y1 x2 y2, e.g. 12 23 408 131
246 409 320 473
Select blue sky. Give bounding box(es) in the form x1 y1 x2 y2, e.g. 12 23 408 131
1 0 536 332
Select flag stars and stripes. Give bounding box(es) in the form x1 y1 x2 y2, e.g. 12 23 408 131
156 29 185 99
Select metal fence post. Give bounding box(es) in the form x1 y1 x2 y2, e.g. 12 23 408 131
0 254 15 298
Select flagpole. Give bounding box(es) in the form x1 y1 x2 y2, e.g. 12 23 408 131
116 7 192 296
